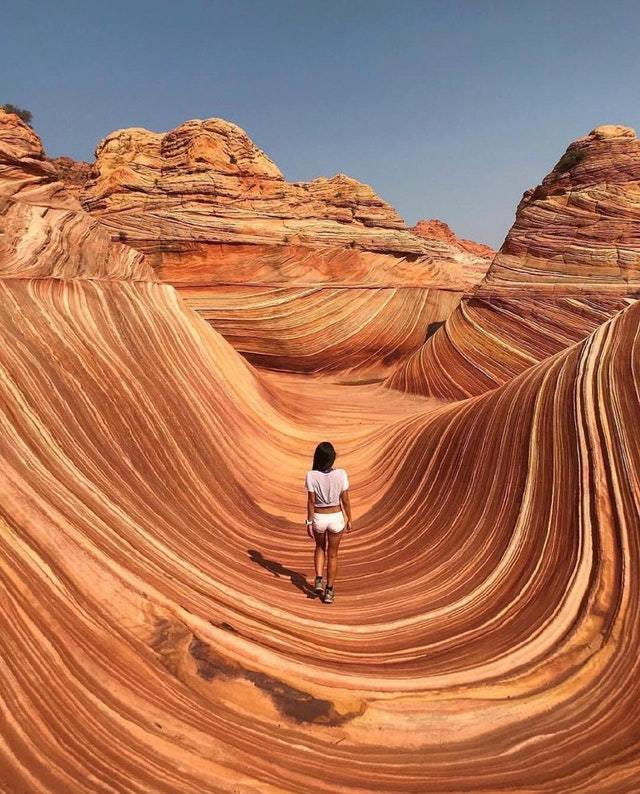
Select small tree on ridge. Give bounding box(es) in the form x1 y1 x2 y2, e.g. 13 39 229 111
1 104 33 127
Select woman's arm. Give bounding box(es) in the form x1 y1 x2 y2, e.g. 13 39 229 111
306 492 315 538
341 489 353 531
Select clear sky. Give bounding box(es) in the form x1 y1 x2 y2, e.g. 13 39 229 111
3 0 640 247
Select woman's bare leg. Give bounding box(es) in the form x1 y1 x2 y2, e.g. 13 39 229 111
326 531 343 587
313 531 326 578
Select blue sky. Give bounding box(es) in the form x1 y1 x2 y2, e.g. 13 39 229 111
3 0 640 247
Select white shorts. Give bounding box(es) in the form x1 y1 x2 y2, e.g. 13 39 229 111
312 511 345 534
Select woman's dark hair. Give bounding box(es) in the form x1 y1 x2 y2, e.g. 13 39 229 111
312 441 336 472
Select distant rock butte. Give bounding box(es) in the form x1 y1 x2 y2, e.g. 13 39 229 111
68 117 492 375
387 124 640 398
82 119 407 236
485 124 640 288
412 219 494 258
412 219 494 286
76 118 490 286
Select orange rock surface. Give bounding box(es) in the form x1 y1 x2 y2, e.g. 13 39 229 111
2 109 640 792
71 118 490 376
412 218 495 258
49 155 91 196
412 218 493 287
0 113 150 281
387 125 640 398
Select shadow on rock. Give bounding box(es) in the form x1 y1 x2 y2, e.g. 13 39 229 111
248 549 317 598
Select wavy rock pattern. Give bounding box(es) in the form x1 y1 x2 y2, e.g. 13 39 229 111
0 112 150 282
388 125 640 398
181 283 461 375
72 118 490 375
2 109 640 792
2 272 640 793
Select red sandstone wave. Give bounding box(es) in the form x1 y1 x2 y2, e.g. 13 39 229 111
2 268 639 793
1 109 640 792
387 124 640 399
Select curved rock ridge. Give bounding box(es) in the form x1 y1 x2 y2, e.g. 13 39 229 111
1 263 639 791
486 124 640 288
0 109 151 281
65 116 492 376
180 282 462 375
387 124 640 398
1 104 640 789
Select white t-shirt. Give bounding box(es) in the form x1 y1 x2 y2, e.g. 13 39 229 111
305 468 349 508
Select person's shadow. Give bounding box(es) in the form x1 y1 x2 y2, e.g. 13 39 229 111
247 549 317 598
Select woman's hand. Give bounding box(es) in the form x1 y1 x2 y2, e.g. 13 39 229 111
346 520 353 532
306 522 314 540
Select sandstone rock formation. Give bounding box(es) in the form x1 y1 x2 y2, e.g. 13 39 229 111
412 218 493 287
2 108 640 792
412 218 494 258
70 118 491 376
80 118 476 259
0 111 149 281
49 155 91 195
387 125 640 398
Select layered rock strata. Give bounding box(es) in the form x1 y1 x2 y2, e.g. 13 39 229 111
387 125 640 398
2 108 640 793
0 111 149 281
72 118 490 375
412 218 494 258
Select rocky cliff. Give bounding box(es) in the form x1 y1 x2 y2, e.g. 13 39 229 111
59 117 490 376
0 111 149 280
387 125 640 398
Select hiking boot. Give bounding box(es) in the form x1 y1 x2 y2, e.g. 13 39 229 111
322 586 335 604
314 576 324 594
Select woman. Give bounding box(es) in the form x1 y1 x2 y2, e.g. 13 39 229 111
304 441 352 604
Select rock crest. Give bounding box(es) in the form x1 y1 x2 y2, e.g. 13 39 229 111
387 123 640 398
